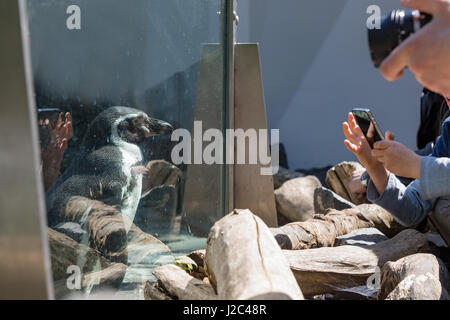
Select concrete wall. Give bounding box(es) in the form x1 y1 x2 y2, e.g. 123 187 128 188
236 0 423 170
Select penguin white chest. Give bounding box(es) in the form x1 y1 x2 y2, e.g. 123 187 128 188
118 143 143 229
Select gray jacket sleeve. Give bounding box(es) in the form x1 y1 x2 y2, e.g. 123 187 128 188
366 173 436 227
420 156 450 200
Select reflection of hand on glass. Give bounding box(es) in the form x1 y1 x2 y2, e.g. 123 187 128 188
41 112 73 190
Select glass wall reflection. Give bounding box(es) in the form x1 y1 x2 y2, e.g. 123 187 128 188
25 0 228 299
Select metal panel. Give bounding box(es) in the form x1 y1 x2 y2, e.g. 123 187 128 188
182 44 226 237
0 0 53 299
225 0 236 216
234 43 278 227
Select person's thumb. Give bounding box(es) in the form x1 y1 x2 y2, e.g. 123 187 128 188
401 0 448 15
385 131 395 141
373 140 392 150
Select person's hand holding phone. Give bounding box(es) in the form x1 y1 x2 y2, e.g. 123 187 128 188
343 113 383 170
343 113 390 195
372 140 423 179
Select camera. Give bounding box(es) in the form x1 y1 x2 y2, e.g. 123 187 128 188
368 9 432 68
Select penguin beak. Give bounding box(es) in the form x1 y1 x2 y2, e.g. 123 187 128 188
154 120 174 136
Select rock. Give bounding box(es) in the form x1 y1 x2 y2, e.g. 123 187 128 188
144 281 173 300
188 250 206 268
277 211 293 226
326 162 366 205
314 187 356 214
426 232 448 248
379 253 450 300
187 250 208 281
273 167 304 190
335 228 388 247
274 176 322 223
54 222 87 243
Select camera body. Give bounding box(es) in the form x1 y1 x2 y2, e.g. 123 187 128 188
368 9 432 68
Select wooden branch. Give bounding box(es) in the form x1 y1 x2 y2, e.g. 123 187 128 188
284 229 430 297
205 209 304 300
63 196 129 263
82 263 127 291
62 196 172 265
152 264 217 300
48 227 111 282
127 224 173 266
271 204 404 250
379 253 450 300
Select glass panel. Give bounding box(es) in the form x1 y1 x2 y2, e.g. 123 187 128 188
24 0 229 299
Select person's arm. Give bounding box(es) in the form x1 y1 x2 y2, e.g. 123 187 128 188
343 113 390 195
420 156 450 199
366 173 435 227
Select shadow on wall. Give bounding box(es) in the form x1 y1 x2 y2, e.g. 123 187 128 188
237 0 423 170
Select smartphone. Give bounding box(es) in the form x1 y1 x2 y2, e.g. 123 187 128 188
351 108 384 148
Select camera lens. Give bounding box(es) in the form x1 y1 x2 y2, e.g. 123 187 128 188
368 9 432 68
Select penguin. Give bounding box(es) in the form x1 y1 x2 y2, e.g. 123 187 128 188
46 106 173 230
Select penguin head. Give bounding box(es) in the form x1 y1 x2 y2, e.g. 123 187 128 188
117 112 174 144
81 106 173 151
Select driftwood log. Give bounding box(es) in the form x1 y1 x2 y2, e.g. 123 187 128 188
205 209 304 300
49 228 128 298
152 264 217 300
60 196 173 266
63 196 129 263
48 227 111 282
82 263 127 291
284 229 430 297
126 224 173 266
271 204 404 250
379 253 450 300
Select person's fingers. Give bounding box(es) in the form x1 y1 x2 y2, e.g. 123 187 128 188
373 155 386 164
343 122 358 143
55 113 63 131
344 139 358 153
66 112 73 134
59 138 68 150
379 40 411 82
373 140 392 150
401 0 446 14
348 113 365 138
371 148 387 158
385 131 395 141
